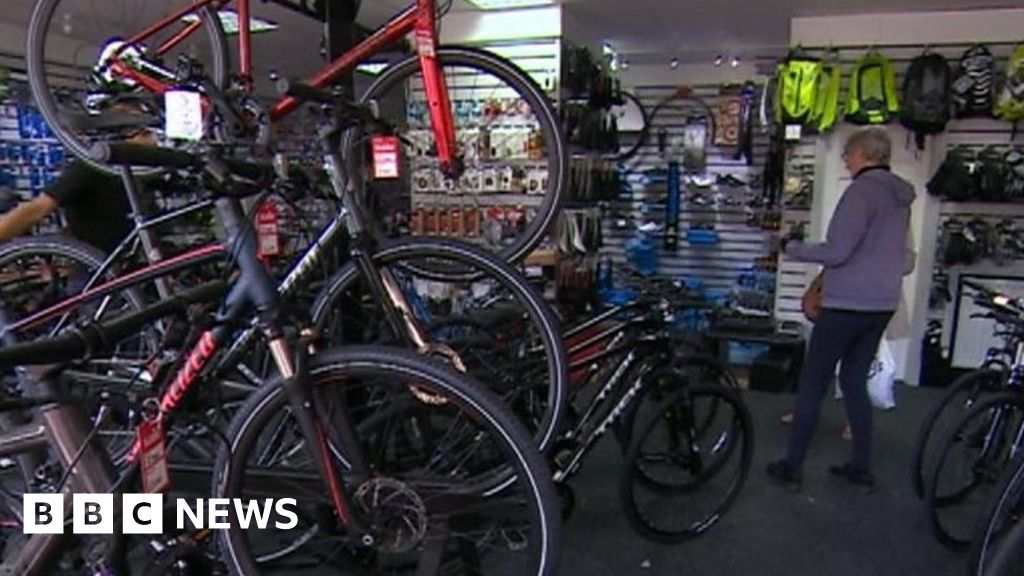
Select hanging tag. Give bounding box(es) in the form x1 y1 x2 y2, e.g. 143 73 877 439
415 30 436 58
784 124 802 141
372 136 400 179
164 90 204 141
255 201 280 259
137 419 170 494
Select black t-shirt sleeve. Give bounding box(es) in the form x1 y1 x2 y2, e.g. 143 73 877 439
42 160 96 207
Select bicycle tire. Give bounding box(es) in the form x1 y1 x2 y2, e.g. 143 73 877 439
309 236 567 453
620 384 753 543
611 91 648 163
212 345 561 576
968 453 1024 575
911 368 1005 499
26 0 230 175
348 46 566 265
984 513 1024 576
0 234 149 337
926 391 1024 550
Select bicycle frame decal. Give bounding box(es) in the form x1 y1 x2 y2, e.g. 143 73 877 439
160 330 219 414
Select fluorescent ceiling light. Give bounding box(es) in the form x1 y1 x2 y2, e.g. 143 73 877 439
464 0 554 10
182 10 278 35
356 62 389 75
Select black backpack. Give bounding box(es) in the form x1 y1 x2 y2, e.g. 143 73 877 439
900 52 951 149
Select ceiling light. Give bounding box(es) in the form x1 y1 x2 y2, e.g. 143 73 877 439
182 10 278 35
670 58 679 69
714 54 723 67
731 55 741 67
464 0 554 10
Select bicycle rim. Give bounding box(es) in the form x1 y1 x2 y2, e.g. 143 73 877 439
910 368 1003 499
309 237 567 453
620 385 752 542
214 346 559 576
27 0 229 175
348 46 566 265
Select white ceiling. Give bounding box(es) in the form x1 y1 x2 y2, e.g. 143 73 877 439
0 0 1019 77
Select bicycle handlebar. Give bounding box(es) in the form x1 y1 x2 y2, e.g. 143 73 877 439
88 143 274 187
89 142 197 169
0 281 226 369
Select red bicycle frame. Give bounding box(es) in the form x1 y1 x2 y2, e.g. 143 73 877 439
114 0 459 171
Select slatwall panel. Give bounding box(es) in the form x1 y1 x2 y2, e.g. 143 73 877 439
609 84 776 294
774 41 1024 328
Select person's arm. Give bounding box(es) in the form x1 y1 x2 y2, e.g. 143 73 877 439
0 194 59 242
785 181 873 267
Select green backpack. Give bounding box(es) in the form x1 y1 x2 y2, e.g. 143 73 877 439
810 62 842 132
994 44 1024 122
846 51 900 125
775 53 822 126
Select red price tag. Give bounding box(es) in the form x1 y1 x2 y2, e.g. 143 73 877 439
256 201 280 259
137 419 170 494
372 136 400 179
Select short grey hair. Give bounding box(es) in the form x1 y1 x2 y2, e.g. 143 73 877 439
844 127 892 165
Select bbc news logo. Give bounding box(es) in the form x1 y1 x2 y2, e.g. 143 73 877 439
22 494 298 534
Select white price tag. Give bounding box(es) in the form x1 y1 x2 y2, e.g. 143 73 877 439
164 90 204 141
784 124 802 141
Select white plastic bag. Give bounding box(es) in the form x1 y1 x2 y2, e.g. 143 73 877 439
835 339 897 410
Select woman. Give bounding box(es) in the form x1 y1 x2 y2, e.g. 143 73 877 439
766 127 915 491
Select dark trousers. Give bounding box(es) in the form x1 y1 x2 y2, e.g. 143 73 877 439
784 308 893 473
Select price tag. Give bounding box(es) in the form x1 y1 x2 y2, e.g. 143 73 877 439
137 419 170 494
164 90 204 141
372 136 400 179
784 124 803 141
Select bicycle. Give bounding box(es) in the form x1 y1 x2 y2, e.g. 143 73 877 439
27 0 566 264
0 143 561 575
924 280 1024 550
444 274 753 542
911 297 1020 499
979 500 1024 575
0 83 568 457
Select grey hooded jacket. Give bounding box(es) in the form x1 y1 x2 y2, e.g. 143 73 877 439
786 166 916 312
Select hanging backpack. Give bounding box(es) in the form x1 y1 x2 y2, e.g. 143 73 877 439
810 61 842 133
952 45 995 118
775 53 822 126
976 146 1007 202
900 52 951 149
1005 147 1024 200
846 51 900 125
994 44 1024 130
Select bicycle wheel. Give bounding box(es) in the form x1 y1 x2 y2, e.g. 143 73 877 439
309 237 567 453
27 0 229 175
213 345 561 576
926 392 1024 550
911 368 1004 499
620 384 753 542
969 453 1024 575
0 235 161 466
347 46 566 265
985 515 1024 576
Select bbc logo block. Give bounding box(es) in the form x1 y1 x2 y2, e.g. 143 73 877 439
21 494 297 534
